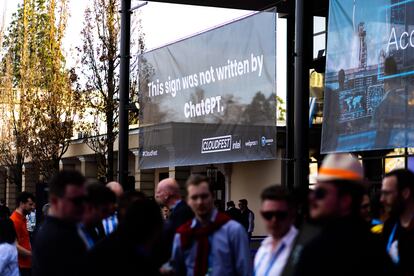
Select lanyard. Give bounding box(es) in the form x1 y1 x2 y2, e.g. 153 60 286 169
206 236 213 276
387 223 399 264
254 242 286 276
80 226 95 249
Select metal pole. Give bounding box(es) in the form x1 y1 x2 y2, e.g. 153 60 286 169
119 0 131 189
293 0 310 192
285 11 295 191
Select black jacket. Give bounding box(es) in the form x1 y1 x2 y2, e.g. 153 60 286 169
382 217 414 275
32 216 87 276
159 200 194 263
282 216 396 276
84 232 161 276
225 207 242 224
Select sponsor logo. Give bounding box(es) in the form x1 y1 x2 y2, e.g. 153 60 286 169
261 136 274 147
142 150 158 157
261 136 266 147
201 135 232 154
245 140 258 148
232 140 241 150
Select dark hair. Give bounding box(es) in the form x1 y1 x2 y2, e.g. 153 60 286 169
85 184 116 207
227 201 235 208
239 199 248 205
332 180 365 216
49 170 86 198
385 169 414 198
118 198 163 244
118 190 147 222
261 186 295 209
16 192 35 207
186 174 213 194
0 218 17 244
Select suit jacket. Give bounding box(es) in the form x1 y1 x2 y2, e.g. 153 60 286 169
159 200 194 264
167 200 194 233
282 217 395 276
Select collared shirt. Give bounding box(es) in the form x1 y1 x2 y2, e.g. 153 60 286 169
254 226 298 276
78 224 103 250
26 211 36 232
170 199 182 211
10 211 31 268
0 243 19 276
102 213 118 236
172 208 251 276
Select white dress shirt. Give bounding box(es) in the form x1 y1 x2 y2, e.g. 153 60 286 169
254 226 298 276
0 243 19 276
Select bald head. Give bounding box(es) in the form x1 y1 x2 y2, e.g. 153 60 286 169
106 181 124 198
155 178 181 207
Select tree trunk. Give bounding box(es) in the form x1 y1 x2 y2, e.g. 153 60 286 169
14 152 23 193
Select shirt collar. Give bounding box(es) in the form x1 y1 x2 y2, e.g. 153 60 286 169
190 208 218 228
262 225 298 249
170 199 182 210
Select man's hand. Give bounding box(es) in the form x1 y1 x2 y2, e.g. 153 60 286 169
16 243 32 257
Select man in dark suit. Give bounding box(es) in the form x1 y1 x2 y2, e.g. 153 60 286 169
155 178 194 265
225 201 242 223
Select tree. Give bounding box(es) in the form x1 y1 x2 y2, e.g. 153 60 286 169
77 0 145 181
242 92 276 125
0 0 80 182
27 0 79 179
0 0 38 190
0 54 29 191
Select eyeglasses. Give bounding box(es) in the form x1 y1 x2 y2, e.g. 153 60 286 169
64 196 87 205
312 187 328 200
261 210 289 221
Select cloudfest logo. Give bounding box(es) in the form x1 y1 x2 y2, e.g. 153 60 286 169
201 135 232 154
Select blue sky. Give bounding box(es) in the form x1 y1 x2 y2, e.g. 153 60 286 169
327 0 391 72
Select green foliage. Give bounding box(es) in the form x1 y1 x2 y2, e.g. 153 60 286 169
276 95 286 122
0 0 79 182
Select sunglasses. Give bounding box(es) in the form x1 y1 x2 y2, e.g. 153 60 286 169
312 187 328 200
261 210 289 221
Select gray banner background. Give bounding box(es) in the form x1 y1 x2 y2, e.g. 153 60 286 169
139 10 277 169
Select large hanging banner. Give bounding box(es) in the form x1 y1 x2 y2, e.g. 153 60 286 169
138 11 277 169
322 0 414 153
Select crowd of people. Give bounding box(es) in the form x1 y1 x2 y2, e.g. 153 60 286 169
0 153 413 275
